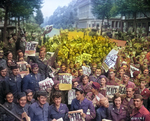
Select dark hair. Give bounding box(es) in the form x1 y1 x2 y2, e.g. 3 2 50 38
113 93 122 105
6 51 12 57
52 91 62 99
75 88 84 94
80 74 89 82
5 92 13 98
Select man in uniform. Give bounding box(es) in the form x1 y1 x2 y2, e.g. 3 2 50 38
0 67 9 104
122 86 135 114
0 92 16 120
71 86 96 121
96 97 110 121
107 69 120 86
130 94 150 121
121 72 136 88
12 92 30 121
25 89 35 106
6 65 22 103
89 68 102 84
29 91 49 121
22 63 42 92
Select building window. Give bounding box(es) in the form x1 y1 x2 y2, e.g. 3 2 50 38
89 24 91 27
112 21 114 28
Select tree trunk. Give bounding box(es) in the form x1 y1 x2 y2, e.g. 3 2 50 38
3 7 8 43
18 17 20 27
100 18 104 35
133 12 137 35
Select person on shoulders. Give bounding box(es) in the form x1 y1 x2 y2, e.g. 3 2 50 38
28 91 49 121
130 94 150 121
70 86 96 121
48 91 68 121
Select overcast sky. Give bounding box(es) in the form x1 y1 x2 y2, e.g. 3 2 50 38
41 0 72 18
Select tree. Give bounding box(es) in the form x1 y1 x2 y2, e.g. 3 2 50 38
91 0 113 35
0 0 43 42
35 9 44 25
115 0 150 33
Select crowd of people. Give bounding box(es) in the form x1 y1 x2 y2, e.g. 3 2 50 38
0 32 150 121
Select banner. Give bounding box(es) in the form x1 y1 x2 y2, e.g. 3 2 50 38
130 65 139 78
58 73 72 91
68 110 85 121
25 41 38 56
39 77 54 91
119 84 126 94
102 49 118 72
68 89 76 105
82 66 91 76
106 85 119 97
17 61 29 78
44 25 53 35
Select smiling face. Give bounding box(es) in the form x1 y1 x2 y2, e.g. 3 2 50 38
18 96 27 107
126 88 134 98
6 93 14 103
134 99 143 109
95 69 101 77
114 97 121 109
53 97 61 106
38 96 47 105
100 78 106 86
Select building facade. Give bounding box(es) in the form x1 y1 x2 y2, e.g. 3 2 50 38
75 0 102 29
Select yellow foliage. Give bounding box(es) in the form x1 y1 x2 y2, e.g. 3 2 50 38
44 29 115 65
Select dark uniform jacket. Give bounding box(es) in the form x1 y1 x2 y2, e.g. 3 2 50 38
22 73 42 92
28 101 49 121
6 74 22 98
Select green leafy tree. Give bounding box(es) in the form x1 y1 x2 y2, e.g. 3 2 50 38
35 9 44 25
91 0 113 35
0 0 43 42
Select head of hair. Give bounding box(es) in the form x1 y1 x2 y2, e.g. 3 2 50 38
5 92 13 98
52 91 62 99
134 94 143 101
113 93 122 104
80 74 89 82
75 87 84 94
